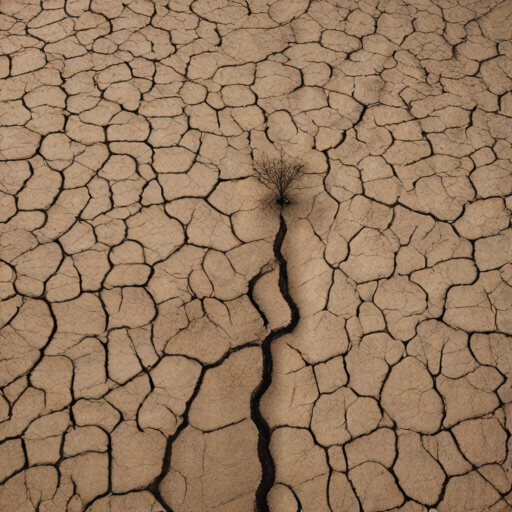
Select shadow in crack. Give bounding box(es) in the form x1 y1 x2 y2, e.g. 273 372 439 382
250 214 301 512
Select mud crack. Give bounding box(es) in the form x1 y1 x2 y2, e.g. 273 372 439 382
251 214 301 512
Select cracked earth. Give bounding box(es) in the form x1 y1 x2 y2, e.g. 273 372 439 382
1 0 512 511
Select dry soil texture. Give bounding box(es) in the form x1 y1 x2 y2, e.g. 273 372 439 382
1 0 512 511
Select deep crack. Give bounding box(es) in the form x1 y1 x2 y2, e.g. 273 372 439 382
251 214 301 512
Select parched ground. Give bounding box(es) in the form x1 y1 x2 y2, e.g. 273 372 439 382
1 0 512 511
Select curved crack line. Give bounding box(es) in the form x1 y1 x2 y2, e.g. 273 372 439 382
146 340 261 512
250 213 301 512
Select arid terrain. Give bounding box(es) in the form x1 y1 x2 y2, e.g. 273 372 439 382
1 0 512 511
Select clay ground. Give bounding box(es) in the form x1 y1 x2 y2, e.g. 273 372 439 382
1 0 512 511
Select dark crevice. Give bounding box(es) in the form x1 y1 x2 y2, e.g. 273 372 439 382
251 213 300 512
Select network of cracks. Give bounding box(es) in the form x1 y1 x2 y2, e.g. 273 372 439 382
1 0 512 511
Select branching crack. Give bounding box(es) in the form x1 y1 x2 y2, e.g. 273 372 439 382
250 214 300 512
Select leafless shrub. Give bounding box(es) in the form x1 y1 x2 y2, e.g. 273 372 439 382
253 151 306 206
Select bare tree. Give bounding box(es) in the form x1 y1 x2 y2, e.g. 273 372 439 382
253 151 306 206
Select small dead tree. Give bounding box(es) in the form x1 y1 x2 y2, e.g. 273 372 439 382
253 151 306 206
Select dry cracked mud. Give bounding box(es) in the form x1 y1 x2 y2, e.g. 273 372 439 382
1 0 512 511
